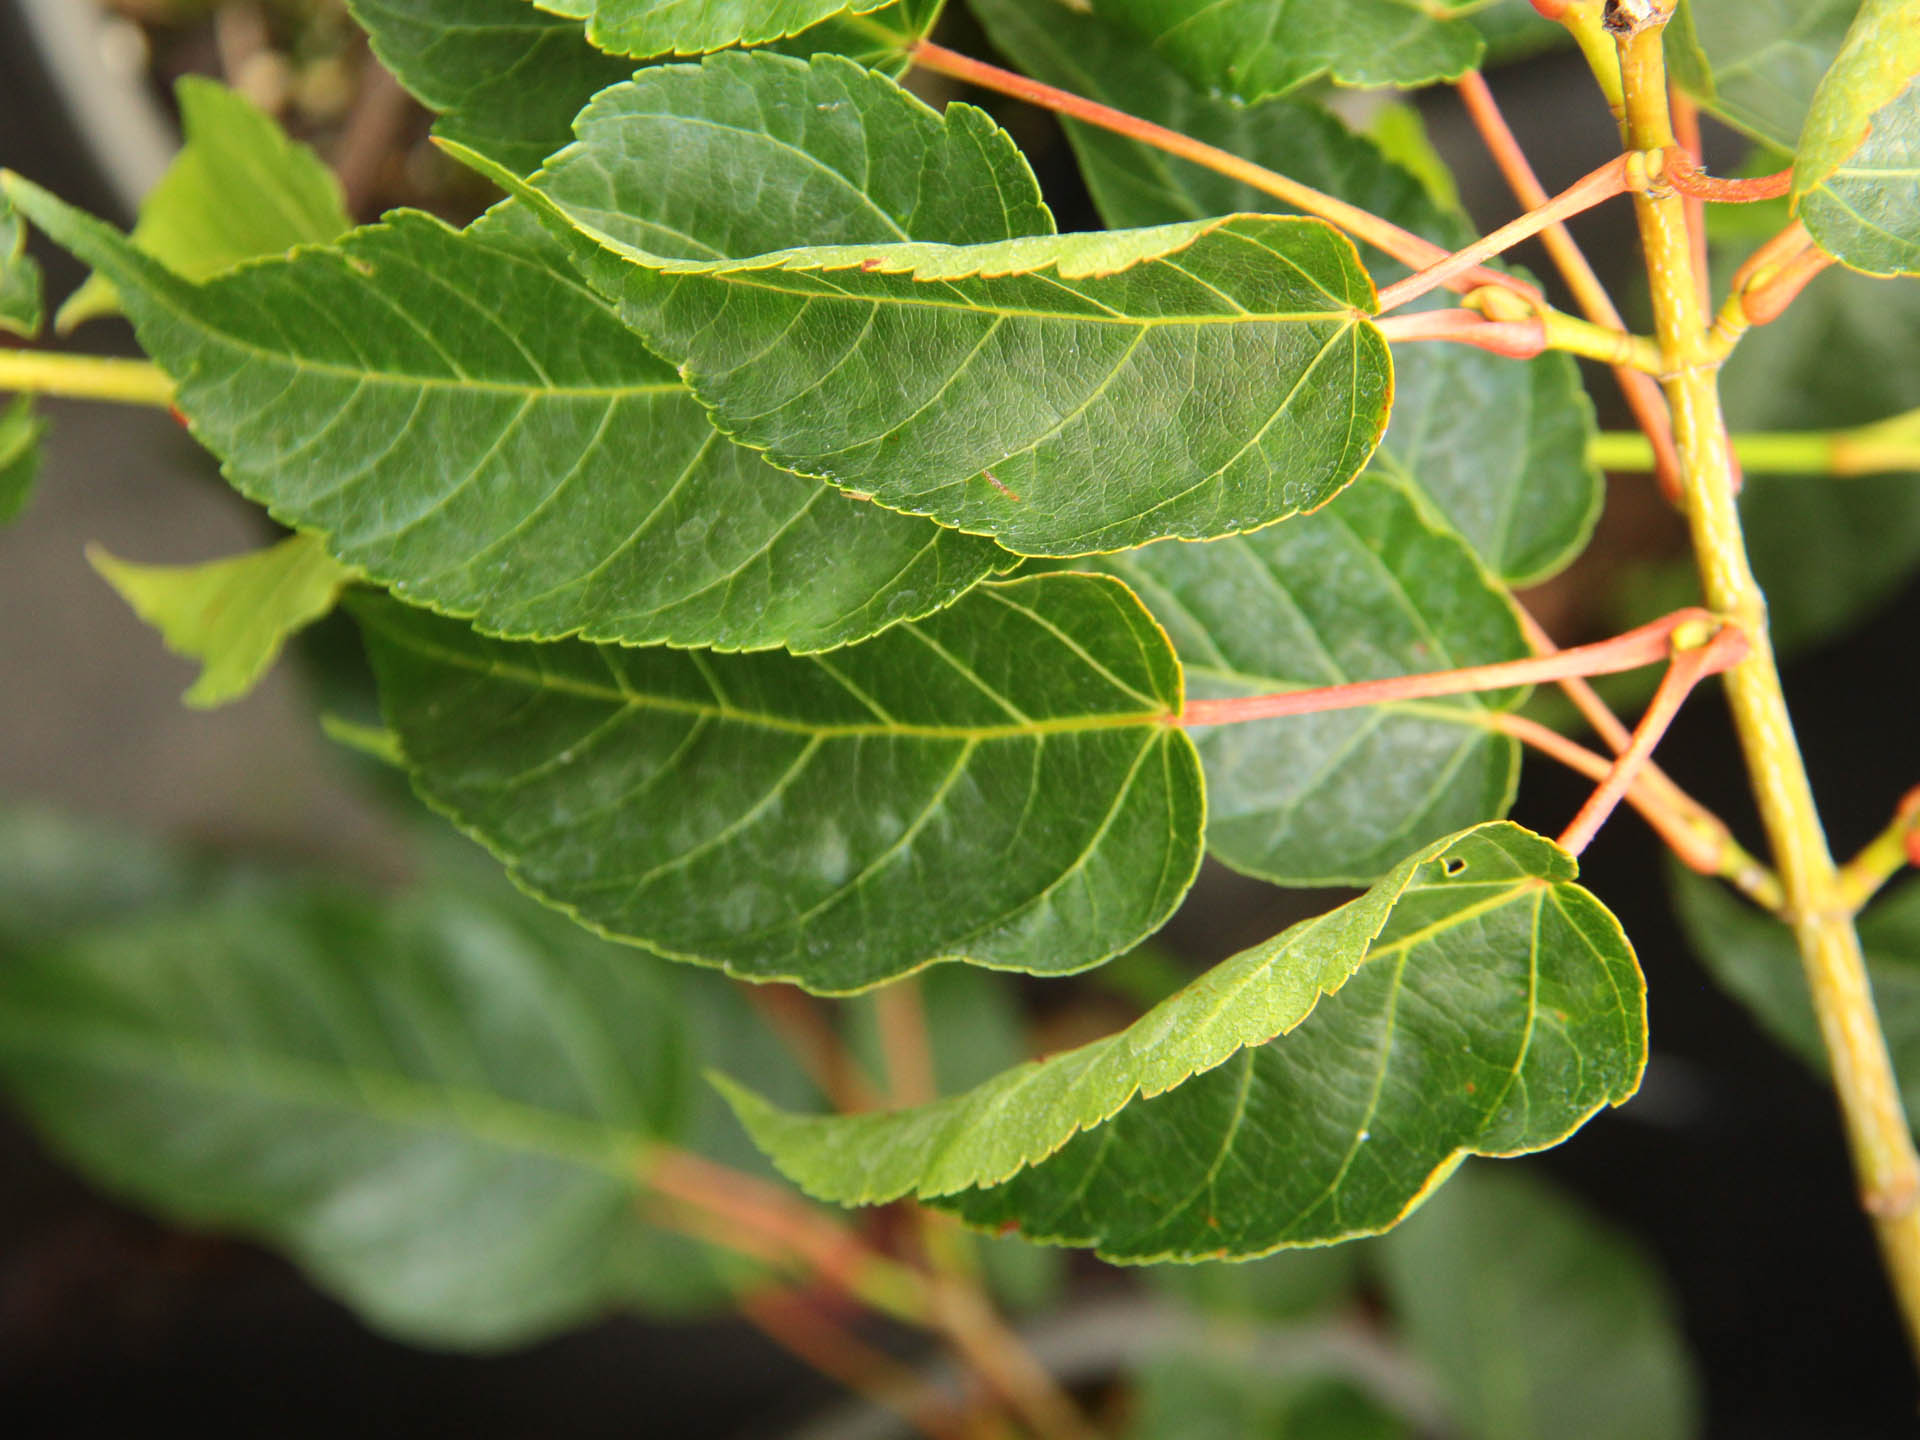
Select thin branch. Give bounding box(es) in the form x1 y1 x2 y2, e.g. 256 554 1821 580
1375 308 1545 358
739 1287 969 1440
1592 416 1920 477
1452 67 1684 500
1668 89 1712 321
1837 786 1920 914
1707 220 1836 356
743 983 883 1114
1557 621 1748 854
908 39 1540 306
1661 147 1794 203
1175 608 1713 728
0 348 175 407
1374 154 1639 314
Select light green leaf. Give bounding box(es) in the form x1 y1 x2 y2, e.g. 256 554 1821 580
1793 0 1920 276
354 572 1204 994
0 394 46 525
1674 0 1863 151
933 828 1642 1262
533 0 894 55
87 533 360 709
1674 869 1920 1123
1094 474 1527 887
1380 1164 1701 1440
0 844 820 1349
1130 1365 1408 1440
58 76 350 332
349 0 636 176
966 0 1599 584
0 188 41 336
525 199 1391 555
1719 256 1920 652
1080 0 1485 103
6 174 1003 655
720 823 1646 1246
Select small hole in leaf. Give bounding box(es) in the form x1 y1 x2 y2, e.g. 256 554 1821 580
1442 857 1467 876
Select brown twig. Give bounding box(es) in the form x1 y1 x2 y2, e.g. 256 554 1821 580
744 983 883 1114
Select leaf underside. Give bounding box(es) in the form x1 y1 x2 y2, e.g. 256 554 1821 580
356 572 1205 995
0 188 43 336
726 822 1645 1261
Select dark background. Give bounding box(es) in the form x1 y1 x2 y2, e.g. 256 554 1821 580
2 5 1916 1435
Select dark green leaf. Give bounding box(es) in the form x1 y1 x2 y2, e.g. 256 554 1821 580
0 394 45 525
1792 0 1920 276
7 177 1002 655
535 0 895 56
355 572 1204 994
0 807 207 949
1094 474 1527 887
88 534 360 708
58 77 350 331
1719 260 1920 652
1674 0 1862 150
0 187 41 336
1674 869 1920 1122
721 823 1646 1255
1380 1164 1701 1440
0 853 824 1348
966 0 1599 583
348 0 635 176
1079 0 1484 104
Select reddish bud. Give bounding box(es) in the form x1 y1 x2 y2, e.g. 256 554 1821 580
1530 0 1570 16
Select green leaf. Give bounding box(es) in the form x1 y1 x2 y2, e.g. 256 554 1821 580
348 0 636 176
0 806 208 949
57 77 350 332
0 187 42 336
0 394 46 526
0 836 822 1349
965 0 1599 584
87 533 360 709
1673 0 1863 151
1380 1164 1701 1440
6 177 1002 655
1079 0 1485 103
529 211 1391 557
1793 0 1920 276
533 0 894 56
1093 474 1527 887
1674 869 1920 1122
1719 257 1920 652
719 822 1646 1250
354 571 1204 994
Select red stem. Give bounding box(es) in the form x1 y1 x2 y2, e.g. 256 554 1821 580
1176 608 1715 728
1374 154 1637 313
1669 93 1712 313
908 39 1539 306
1557 624 1749 855
1374 308 1546 357
1663 148 1794 203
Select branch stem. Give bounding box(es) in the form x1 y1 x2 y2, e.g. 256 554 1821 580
1591 420 1920 477
0 348 175 407
1453 69 1683 494
1373 154 1639 314
1175 608 1714 728
1557 622 1747 855
1837 788 1920 914
908 39 1539 305
1618 8 1920 1362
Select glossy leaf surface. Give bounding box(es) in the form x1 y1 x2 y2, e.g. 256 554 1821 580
1380 1164 1700 1440
0 839 821 1349
0 395 44 525
534 0 892 55
533 203 1391 555
8 179 1002 655
726 823 1645 1253
1675 870 1920 1121
0 188 40 336
1096 475 1526 886
1083 0 1484 104
967 0 1598 584
356 573 1204 993
88 534 360 708
1793 0 1920 276
59 77 350 331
